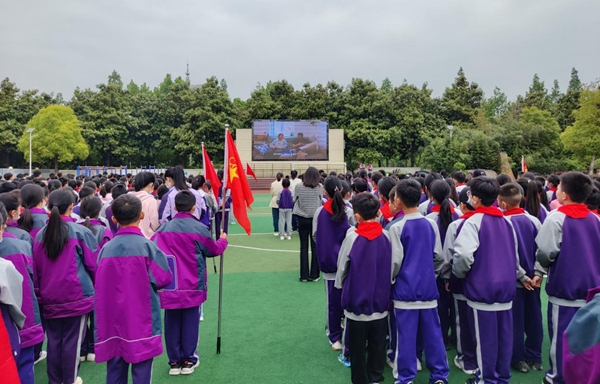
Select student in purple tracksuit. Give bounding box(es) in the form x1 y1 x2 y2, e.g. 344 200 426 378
159 166 206 226
313 177 354 353
562 286 600 384
497 183 544 373
95 194 172 384
426 180 460 350
0 191 34 246
0 256 25 366
335 193 393 384
442 187 477 375
0 202 43 384
152 190 227 376
78 196 113 363
277 178 294 240
389 179 450 384
535 172 600 384
418 173 442 216
453 177 528 384
33 189 99 384
103 183 128 235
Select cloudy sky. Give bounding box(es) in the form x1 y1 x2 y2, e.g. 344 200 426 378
1 0 599 100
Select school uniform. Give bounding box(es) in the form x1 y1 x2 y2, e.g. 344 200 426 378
25 207 48 241
33 216 98 384
546 188 557 203
0 233 43 384
526 204 548 223
335 222 393 384
215 186 232 238
277 187 294 236
379 201 394 224
383 210 404 364
443 212 477 373
0 256 26 382
313 201 352 348
426 207 460 350
152 213 227 366
159 188 207 226
535 204 600 384
95 227 172 383
418 200 434 216
453 206 525 384
503 208 543 367
5 222 33 247
562 286 600 384
389 213 450 384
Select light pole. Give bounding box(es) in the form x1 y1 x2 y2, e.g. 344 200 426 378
26 128 35 175
447 125 454 139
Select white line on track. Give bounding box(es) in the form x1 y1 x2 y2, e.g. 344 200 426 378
228 245 297 253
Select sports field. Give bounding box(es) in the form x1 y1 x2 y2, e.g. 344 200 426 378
34 193 548 383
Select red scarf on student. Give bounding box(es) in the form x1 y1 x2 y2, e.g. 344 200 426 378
459 211 476 220
503 208 525 216
558 204 590 219
356 221 383 240
432 204 455 214
323 199 333 214
474 206 503 217
380 202 393 221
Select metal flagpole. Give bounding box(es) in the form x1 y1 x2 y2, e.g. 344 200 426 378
216 124 230 354
202 142 218 275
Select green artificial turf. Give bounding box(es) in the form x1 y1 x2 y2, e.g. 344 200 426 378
33 193 548 383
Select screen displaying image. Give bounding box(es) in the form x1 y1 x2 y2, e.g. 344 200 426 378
252 120 329 161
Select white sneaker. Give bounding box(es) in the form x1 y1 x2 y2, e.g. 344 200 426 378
454 354 477 375
280 236 285 240
331 341 343 351
200 315 204 322
80 356 86 362
181 360 199 375
273 232 279 236
34 350 47 365
86 353 95 362
286 235 292 240
169 363 182 376
74 377 83 384
416 358 422 371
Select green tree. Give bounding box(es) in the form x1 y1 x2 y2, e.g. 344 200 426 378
523 74 550 110
441 67 484 124
555 68 582 130
561 87 600 174
18 105 88 173
483 87 508 120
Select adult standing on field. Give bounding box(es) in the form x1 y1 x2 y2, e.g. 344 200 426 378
270 173 284 236
293 167 322 282
289 170 302 231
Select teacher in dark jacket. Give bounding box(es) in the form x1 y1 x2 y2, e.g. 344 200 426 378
293 167 323 282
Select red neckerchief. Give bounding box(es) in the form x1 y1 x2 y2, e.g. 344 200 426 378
474 206 504 217
558 204 590 219
432 204 455 214
456 183 465 187
356 221 383 240
380 202 392 220
459 211 475 220
549 187 557 192
503 208 525 216
323 199 333 214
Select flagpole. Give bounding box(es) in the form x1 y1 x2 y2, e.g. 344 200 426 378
217 124 229 355
203 142 218 275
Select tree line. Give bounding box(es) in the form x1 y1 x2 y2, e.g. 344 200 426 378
1 67 598 174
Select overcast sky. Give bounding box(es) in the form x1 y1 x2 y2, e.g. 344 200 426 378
1 0 599 101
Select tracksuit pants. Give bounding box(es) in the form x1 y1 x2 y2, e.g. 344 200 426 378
16 345 35 384
164 306 201 365
324 280 343 344
512 288 543 365
469 304 513 384
394 307 449 384
453 295 477 372
44 315 87 384
348 317 387 384
545 300 581 384
106 357 153 384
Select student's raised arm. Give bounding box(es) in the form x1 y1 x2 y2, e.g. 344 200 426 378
146 243 172 290
196 226 228 258
452 217 481 279
334 229 357 289
535 212 563 268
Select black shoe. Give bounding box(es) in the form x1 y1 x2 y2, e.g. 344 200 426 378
465 378 477 384
525 360 543 371
512 361 529 373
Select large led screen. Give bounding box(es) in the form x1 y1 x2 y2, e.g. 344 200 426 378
252 120 328 161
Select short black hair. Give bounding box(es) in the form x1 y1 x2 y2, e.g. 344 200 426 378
496 174 511 186
291 170 298 179
453 171 466 184
377 176 397 200
352 179 368 193
469 177 499 206
111 183 128 199
371 172 384 187
282 178 290 188
3 173 13 180
498 183 523 207
78 186 95 200
134 172 156 192
33 170 42 178
560 172 593 203
395 179 422 208
586 181 600 211
472 169 486 178
112 194 142 226
175 190 196 213
350 193 380 221
547 174 560 188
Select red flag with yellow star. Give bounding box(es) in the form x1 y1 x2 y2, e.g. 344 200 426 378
224 129 254 235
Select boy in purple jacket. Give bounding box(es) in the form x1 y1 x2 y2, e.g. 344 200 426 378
453 177 526 384
535 172 600 384
498 183 543 374
335 193 393 384
152 190 228 376
389 179 449 384
95 194 172 384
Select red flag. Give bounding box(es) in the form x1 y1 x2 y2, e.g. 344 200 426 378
202 145 221 193
246 163 257 181
0 313 20 384
521 155 528 173
224 130 254 235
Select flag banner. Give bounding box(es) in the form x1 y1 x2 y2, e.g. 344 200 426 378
202 145 221 193
225 130 254 235
246 163 258 181
521 155 528 173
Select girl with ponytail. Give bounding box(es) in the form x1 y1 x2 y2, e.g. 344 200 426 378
378 176 398 225
313 176 355 353
0 191 32 245
33 189 99 384
18 184 47 240
517 178 547 223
